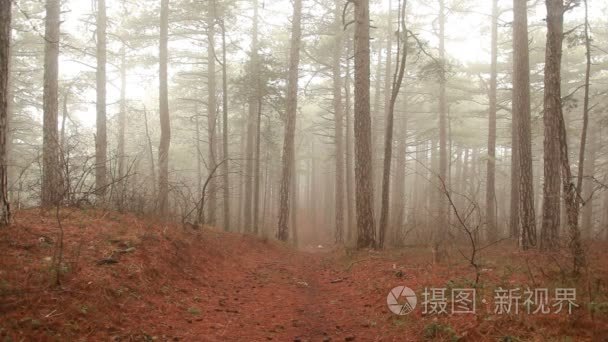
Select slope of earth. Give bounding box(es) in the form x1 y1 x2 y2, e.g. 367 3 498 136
1 209 607 341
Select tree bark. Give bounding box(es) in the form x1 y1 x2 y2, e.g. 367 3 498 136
353 0 376 249
243 0 260 233
333 0 345 243
344 42 356 243
206 4 217 225
253 98 262 234
486 0 498 242
117 43 127 208
158 0 171 216
277 0 302 242
379 0 408 248
435 0 448 260
143 107 157 202
96 0 108 199
581 124 597 238
42 0 63 206
578 0 592 238
220 19 230 231
0 0 12 225
540 0 562 251
513 0 536 249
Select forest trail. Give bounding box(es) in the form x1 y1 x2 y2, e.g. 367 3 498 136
2 210 606 341
1 210 414 341
190 245 393 341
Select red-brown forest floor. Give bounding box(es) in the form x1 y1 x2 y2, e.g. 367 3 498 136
1 209 607 341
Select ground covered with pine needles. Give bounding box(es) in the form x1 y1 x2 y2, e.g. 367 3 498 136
1 209 607 341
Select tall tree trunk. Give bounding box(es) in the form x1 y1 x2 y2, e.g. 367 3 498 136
434 0 448 260
379 1 408 248
345 41 355 243
42 0 63 206
291 160 298 246
578 0 592 238
540 0 562 250
143 107 157 203
581 124 597 238
158 0 171 216
220 20 230 231
0 0 12 225
117 43 127 208
96 0 107 199
513 0 536 249
253 99 262 234
353 0 376 249
276 0 302 242
486 0 498 242
333 0 345 243
543 0 584 273
206 5 217 225
391 98 407 245
243 0 260 233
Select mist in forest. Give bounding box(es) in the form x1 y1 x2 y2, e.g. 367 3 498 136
1 0 608 340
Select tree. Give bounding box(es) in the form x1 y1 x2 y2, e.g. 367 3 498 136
206 2 217 225
353 0 376 249
158 0 171 215
243 0 259 233
0 0 12 225
379 0 408 249
513 0 536 249
333 0 345 243
42 0 63 206
276 0 303 241
577 0 592 238
220 19 230 231
541 0 584 274
117 43 127 208
95 0 108 199
540 0 563 250
435 0 448 260
486 0 498 242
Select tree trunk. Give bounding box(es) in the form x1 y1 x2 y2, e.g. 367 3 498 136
578 0 592 239
243 0 260 233
253 99 262 234
353 0 376 249
435 0 448 260
42 0 63 206
143 107 157 203
543 0 584 273
96 0 108 199
391 98 407 245
206 5 217 225
581 124 597 238
345 40 355 243
379 1 408 248
0 0 12 225
220 19 230 231
333 0 345 243
486 0 498 242
158 0 171 216
540 0 562 251
513 0 536 249
117 43 127 208
276 0 302 242
291 160 298 246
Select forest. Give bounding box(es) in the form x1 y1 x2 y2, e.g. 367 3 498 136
1 0 608 340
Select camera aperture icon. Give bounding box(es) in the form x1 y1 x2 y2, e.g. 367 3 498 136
387 286 417 315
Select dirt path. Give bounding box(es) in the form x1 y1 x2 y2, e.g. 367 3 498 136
200 248 385 341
